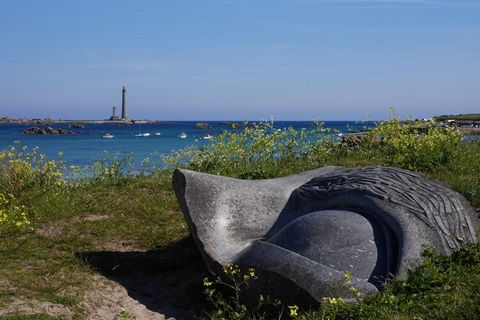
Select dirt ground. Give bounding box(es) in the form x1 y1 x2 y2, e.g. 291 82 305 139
1 237 208 320
79 237 208 320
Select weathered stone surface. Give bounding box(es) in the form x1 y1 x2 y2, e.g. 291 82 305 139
173 167 479 305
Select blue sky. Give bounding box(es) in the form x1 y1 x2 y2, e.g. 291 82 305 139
0 0 479 120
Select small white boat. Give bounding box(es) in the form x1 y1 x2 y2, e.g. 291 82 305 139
143 133 151 137
337 133 344 137
102 133 114 139
179 132 188 139
154 132 161 136
203 134 213 140
135 133 150 137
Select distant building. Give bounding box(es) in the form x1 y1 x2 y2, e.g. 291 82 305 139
121 86 128 120
110 106 120 121
107 87 129 121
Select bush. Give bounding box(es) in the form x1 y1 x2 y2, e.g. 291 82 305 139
166 115 466 178
81 151 135 185
202 263 284 320
0 192 30 228
366 113 463 172
0 146 65 230
0 145 65 198
164 121 334 179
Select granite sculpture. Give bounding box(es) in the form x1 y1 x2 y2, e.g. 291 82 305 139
173 166 479 305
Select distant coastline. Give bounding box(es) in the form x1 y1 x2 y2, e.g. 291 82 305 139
433 113 480 135
1 114 479 135
0 116 161 125
433 113 480 121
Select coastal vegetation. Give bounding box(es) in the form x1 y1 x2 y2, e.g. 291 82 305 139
433 113 480 121
0 115 479 319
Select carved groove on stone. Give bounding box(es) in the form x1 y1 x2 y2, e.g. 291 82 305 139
295 167 476 251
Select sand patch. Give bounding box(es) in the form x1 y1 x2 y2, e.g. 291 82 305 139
81 275 166 320
0 299 74 319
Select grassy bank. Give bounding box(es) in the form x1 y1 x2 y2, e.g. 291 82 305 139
1 117 479 319
434 113 480 121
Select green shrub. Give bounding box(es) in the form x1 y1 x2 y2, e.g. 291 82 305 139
202 263 283 320
80 151 135 185
0 146 64 230
0 146 65 198
164 121 335 179
366 113 463 172
0 193 30 228
166 115 467 179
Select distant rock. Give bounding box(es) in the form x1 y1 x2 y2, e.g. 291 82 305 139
69 123 85 129
194 122 211 129
219 121 240 129
22 126 75 135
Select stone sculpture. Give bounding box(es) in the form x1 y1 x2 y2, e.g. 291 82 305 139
173 166 479 305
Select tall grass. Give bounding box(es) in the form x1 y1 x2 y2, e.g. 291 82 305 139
166 117 479 208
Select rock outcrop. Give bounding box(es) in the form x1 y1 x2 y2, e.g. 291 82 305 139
22 126 74 135
193 123 211 129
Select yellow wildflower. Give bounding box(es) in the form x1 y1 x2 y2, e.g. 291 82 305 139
322 297 345 305
288 305 299 317
203 277 213 287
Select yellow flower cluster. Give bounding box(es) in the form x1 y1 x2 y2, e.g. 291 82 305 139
243 267 256 281
0 193 30 227
288 305 299 317
223 262 240 276
203 277 213 287
343 271 362 298
1 146 66 197
321 297 345 305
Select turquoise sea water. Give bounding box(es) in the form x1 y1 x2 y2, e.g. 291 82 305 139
0 121 373 168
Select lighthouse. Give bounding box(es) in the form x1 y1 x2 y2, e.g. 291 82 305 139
121 86 128 120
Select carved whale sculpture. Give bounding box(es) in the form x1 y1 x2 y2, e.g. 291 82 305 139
173 166 479 304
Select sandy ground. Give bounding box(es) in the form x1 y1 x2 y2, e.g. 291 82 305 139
1 237 207 320
80 237 208 320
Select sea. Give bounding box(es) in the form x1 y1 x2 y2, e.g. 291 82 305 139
0 121 373 169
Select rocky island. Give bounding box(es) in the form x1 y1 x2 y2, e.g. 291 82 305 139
22 126 75 135
194 122 211 129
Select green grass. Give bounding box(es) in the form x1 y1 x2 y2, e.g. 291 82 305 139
434 113 480 121
0 170 187 319
1 118 480 319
